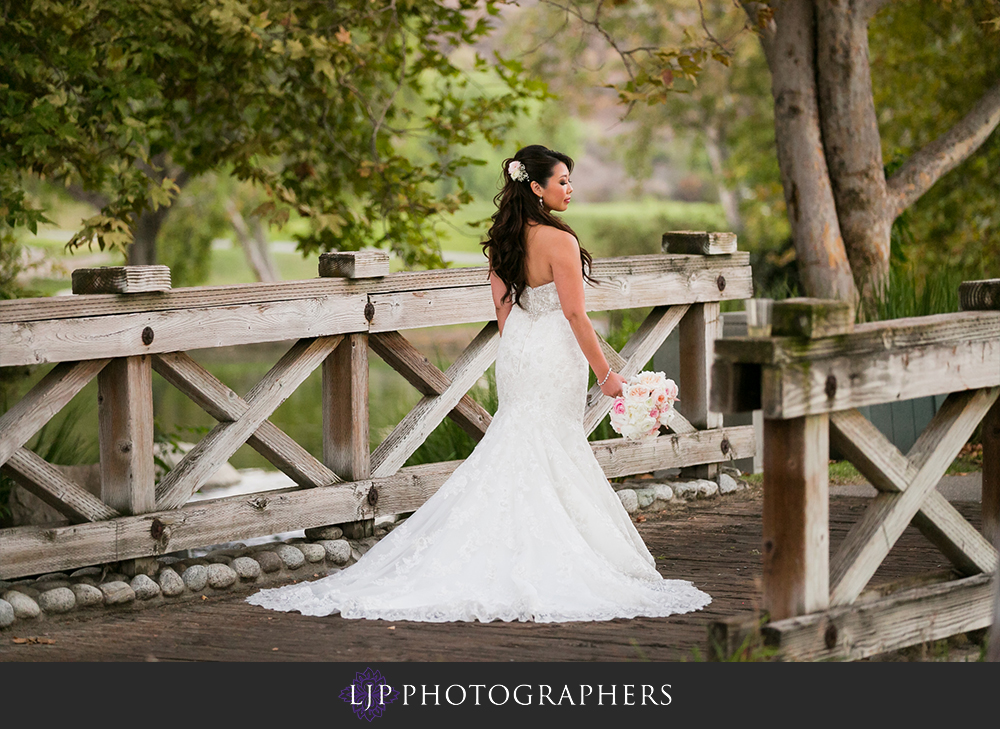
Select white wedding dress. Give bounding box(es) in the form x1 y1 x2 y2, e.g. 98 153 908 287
246 281 712 622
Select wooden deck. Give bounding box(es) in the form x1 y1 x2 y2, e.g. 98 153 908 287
0 488 979 662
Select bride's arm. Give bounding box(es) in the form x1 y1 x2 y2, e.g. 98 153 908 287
547 231 626 398
490 270 514 336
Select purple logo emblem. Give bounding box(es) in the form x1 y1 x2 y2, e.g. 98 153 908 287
339 667 400 721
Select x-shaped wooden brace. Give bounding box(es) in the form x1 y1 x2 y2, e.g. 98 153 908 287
583 304 695 437
154 336 344 510
828 386 999 607
0 359 121 523
369 323 500 478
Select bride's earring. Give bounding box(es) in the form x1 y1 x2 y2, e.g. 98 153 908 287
538 196 544 208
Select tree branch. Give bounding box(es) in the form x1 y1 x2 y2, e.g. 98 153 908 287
886 78 1000 220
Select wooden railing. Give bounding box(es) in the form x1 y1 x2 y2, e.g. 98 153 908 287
0 234 754 580
711 281 1000 660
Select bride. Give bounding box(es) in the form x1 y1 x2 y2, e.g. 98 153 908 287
246 145 712 622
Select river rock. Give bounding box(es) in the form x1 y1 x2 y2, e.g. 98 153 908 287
253 551 282 574
131 574 160 600
38 587 76 614
205 553 233 565
617 489 640 514
299 543 326 563
718 472 740 495
696 480 719 499
3 591 40 619
36 580 71 592
181 565 208 591
0 581 10 594
157 556 182 566
71 583 104 607
70 567 102 579
633 487 657 509
100 581 135 605
670 481 699 499
158 569 185 597
37 572 69 582
232 557 261 581
320 540 352 565
7 584 40 600
653 483 675 502
275 545 305 570
103 572 129 584
207 563 237 589
0 599 14 627
305 525 344 540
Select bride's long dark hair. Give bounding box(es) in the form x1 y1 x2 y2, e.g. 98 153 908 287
481 144 595 308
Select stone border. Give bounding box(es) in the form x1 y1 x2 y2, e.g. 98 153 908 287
0 469 755 631
0 522 395 631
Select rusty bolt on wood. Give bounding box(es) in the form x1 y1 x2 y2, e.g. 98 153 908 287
825 375 837 399
716 275 726 292
367 486 379 507
720 437 731 456
364 301 376 323
141 326 155 345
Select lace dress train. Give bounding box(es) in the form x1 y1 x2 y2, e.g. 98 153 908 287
246 281 712 622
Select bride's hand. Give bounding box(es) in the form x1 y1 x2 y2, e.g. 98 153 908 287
601 371 626 398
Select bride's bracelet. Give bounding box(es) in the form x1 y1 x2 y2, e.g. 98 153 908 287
598 367 613 387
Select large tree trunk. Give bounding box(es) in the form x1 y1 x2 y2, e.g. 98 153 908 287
704 123 745 234
227 202 280 282
126 206 170 266
815 0 891 302
757 0 857 302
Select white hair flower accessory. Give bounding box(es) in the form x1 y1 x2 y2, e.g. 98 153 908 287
507 160 529 182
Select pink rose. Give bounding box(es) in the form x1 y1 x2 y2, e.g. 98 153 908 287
612 398 626 416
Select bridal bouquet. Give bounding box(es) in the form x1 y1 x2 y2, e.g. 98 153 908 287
608 371 679 441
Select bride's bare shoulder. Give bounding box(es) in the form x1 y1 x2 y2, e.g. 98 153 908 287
526 223 578 253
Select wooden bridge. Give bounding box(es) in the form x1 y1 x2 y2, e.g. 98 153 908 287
0 234 752 580
1 236 997 661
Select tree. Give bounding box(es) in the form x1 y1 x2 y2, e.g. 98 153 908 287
518 0 1000 307
0 1 543 270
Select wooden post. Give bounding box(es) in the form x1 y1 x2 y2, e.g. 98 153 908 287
959 278 1000 546
324 332 373 538
98 355 157 575
762 414 830 620
678 302 722 478
982 397 1000 547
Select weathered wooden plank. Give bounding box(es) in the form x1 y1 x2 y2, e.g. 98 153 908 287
591 425 755 478
829 408 997 576
762 414 830 620
1 448 121 523
714 310 1000 365
319 251 390 279
370 323 500 478
98 356 156 516
368 286 496 332
151 352 342 488
770 298 854 338
0 359 109 467
759 337 1000 419
982 397 1000 546
959 278 1000 311
72 265 171 294
829 387 1000 607
583 305 690 436
0 461 460 579
662 231 738 255
369 331 492 440
155 336 344 510
0 295 368 368
0 253 748 324
763 573 995 662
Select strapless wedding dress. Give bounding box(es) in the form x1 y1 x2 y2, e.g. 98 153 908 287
246 281 711 622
